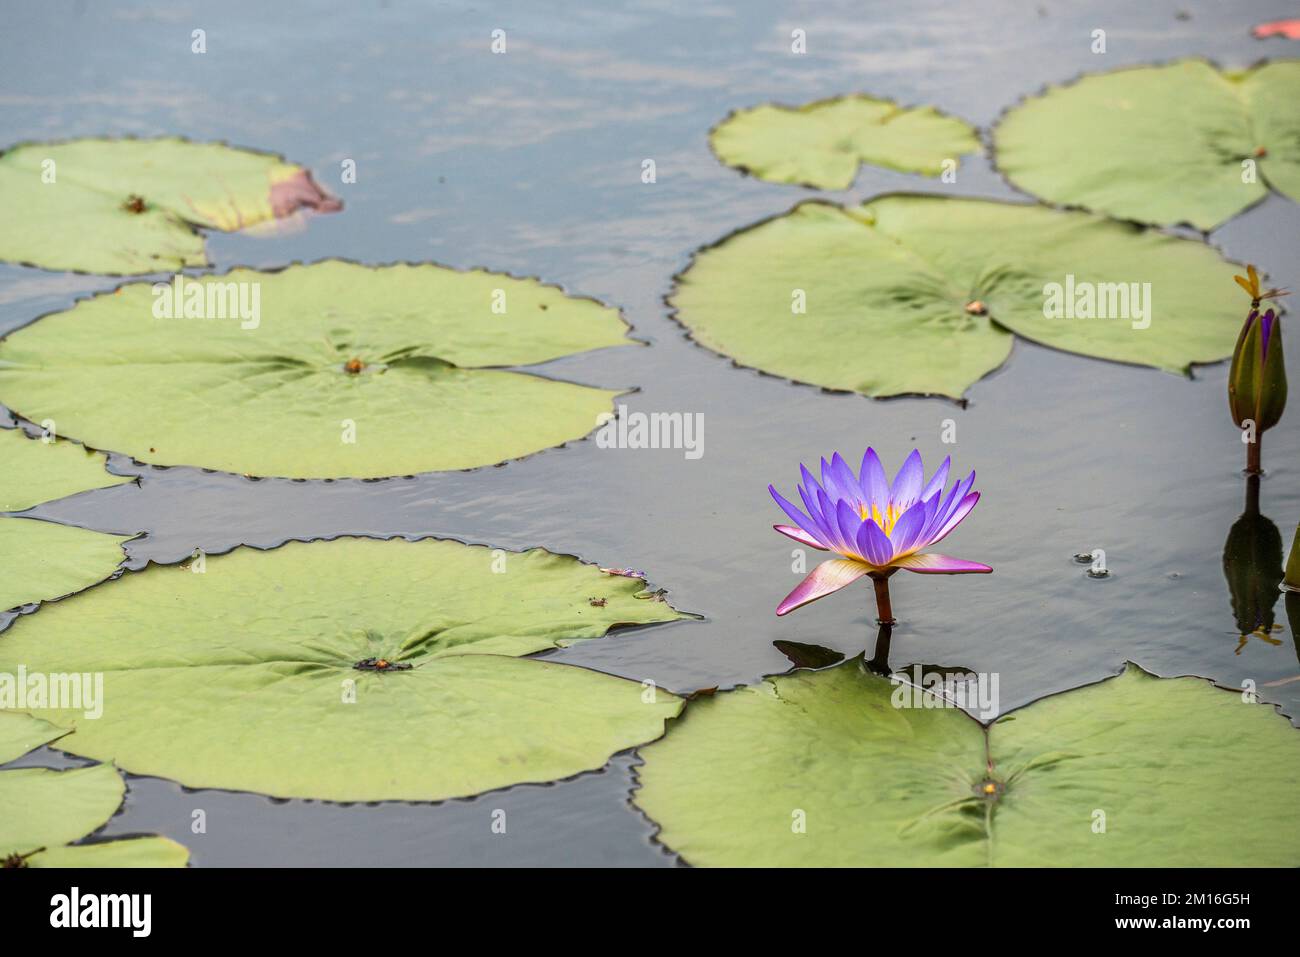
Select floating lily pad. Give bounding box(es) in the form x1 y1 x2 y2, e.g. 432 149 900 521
0 537 689 802
994 59 1300 230
0 137 340 274
0 519 129 613
669 196 1241 398
1 426 130 512
0 260 635 477
635 661 1300 866
1 427 130 612
711 95 980 190
0 714 189 868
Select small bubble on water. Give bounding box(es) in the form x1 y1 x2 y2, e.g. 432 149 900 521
1073 552 1094 564
1087 567 1110 579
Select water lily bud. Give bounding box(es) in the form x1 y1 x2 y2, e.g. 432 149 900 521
1228 309 1286 433
1283 522 1300 592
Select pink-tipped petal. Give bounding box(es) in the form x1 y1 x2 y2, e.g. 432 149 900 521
776 559 870 616
774 524 828 550
893 553 992 574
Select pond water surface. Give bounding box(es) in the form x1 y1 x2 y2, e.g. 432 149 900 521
2 0 1299 865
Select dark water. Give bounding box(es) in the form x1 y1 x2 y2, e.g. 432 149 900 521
2 0 1299 865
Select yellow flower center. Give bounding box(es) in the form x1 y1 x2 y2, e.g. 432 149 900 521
859 501 901 536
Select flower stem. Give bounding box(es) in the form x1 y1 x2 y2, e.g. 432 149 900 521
1247 436 1262 476
870 572 896 625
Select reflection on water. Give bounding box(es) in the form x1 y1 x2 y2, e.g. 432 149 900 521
1222 475 1285 654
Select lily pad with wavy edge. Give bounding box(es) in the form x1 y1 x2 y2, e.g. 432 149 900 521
0 537 689 802
0 137 340 275
1 426 130 512
0 713 189 867
669 195 1242 399
711 95 980 190
1 427 130 612
993 59 1300 231
0 260 635 477
634 660 1300 866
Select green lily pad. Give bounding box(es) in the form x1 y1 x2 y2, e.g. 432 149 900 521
1 427 130 612
0 137 341 275
0 537 689 802
994 59 1300 230
0 260 635 477
635 660 1300 866
669 195 1242 398
711 95 980 190
0 711 65 764
0 714 189 868
1 426 130 512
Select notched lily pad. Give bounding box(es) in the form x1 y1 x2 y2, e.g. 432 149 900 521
1 425 130 512
0 260 636 478
0 137 341 274
635 660 1300 866
1 427 131 612
0 714 188 868
711 95 980 190
994 59 1300 230
669 195 1242 399
0 537 691 802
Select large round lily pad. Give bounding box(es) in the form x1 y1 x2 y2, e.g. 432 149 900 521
711 95 980 190
0 713 188 868
0 537 689 802
994 59 1300 230
0 137 340 274
669 196 1242 398
0 260 635 477
635 660 1300 866
1 427 130 611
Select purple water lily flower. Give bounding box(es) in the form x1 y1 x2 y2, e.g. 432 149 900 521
769 448 991 619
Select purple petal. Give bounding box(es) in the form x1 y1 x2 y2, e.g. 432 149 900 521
1261 309 1277 360
817 488 851 553
856 519 894 566
776 559 869 615
797 483 833 542
890 449 924 506
929 491 980 545
923 471 974 542
774 524 829 550
835 499 865 555
918 455 951 504
769 486 820 540
893 553 992 574
859 447 889 507
887 499 930 555
821 454 860 504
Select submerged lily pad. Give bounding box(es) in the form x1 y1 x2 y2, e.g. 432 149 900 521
0 714 189 868
0 537 689 802
994 59 1300 230
0 137 340 274
669 196 1241 398
635 661 1300 866
1 427 130 611
0 260 635 477
711 95 980 190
